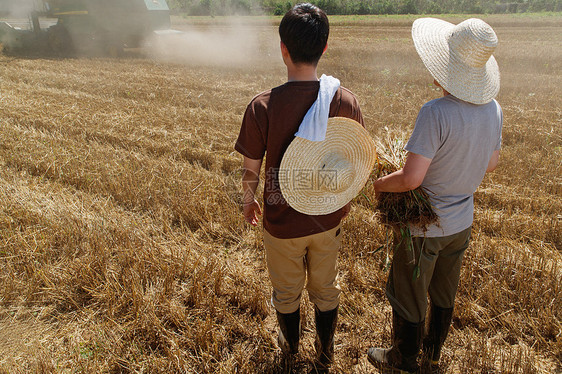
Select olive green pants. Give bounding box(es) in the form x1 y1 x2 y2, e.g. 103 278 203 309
386 226 472 323
263 224 342 314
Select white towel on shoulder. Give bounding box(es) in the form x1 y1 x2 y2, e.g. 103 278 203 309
294 74 340 142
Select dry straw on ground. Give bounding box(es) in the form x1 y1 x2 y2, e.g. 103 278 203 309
0 14 560 374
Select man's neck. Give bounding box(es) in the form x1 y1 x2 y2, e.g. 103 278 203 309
286 63 319 82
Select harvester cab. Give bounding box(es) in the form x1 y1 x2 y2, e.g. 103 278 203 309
0 0 173 56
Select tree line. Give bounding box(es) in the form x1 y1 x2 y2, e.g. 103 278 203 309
167 0 561 16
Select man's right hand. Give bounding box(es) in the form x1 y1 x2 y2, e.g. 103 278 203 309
243 199 262 226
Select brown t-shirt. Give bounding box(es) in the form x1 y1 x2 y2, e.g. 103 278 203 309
235 81 364 239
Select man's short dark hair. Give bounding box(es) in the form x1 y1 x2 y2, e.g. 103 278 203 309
279 3 329 65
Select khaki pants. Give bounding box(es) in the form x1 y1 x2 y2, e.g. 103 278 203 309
263 224 342 314
386 226 472 323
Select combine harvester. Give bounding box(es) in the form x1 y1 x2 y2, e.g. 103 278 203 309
0 0 175 56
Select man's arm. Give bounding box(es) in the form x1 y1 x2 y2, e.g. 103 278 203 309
373 152 432 193
486 150 500 172
242 156 263 226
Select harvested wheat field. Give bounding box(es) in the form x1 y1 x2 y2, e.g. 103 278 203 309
0 13 560 373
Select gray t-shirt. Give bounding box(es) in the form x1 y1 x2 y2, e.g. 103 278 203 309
405 95 503 237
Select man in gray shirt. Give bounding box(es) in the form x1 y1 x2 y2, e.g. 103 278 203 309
368 18 503 373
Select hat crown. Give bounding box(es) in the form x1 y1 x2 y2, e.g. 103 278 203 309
318 153 355 192
448 18 497 68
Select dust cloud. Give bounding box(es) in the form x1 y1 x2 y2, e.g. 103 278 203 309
0 0 35 17
144 20 279 67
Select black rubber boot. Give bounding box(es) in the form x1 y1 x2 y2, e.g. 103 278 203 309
368 310 424 373
310 305 338 373
276 308 301 355
423 302 454 365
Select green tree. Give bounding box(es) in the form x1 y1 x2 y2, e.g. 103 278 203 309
400 0 418 14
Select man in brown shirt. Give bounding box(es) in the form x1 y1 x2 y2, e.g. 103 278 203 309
235 3 362 372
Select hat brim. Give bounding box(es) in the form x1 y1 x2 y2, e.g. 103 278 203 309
412 18 500 105
279 117 376 215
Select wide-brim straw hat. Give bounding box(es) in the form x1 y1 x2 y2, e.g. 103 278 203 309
279 117 377 215
412 17 500 105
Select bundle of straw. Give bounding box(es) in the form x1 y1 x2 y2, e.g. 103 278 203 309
364 134 439 233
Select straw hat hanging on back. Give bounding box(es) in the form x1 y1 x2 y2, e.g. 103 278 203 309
412 17 500 104
280 117 377 215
